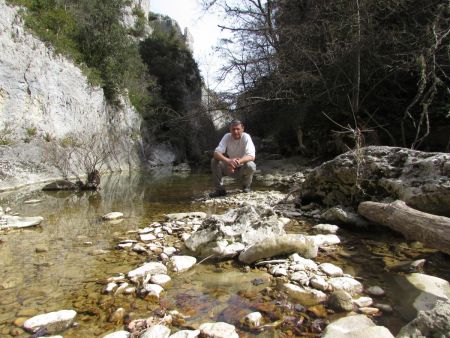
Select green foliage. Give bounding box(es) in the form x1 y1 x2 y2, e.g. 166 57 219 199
6 0 151 109
0 124 14 146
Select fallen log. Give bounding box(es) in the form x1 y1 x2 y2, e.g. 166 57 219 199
358 200 450 255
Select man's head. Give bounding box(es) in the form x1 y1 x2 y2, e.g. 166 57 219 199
229 119 244 140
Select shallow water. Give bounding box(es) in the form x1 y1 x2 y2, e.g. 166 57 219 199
0 172 449 337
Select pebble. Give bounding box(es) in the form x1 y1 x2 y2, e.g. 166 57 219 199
269 265 288 276
313 223 339 234
242 312 262 328
353 296 373 307
140 233 156 242
109 308 126 323
309 275 329 291
102 212 123 220
199 322 239 338
358 307 380 315
150 274 172 286
319 263 343 277
366 285 385 297
143 284 164 299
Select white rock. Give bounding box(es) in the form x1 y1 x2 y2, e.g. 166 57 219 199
269 265 288 276
23 310 77 334
163 247 177 256
306 234 341 247
102 212 123 220
139 227 154 234
313 223 339 234
117 242 133 249
143 284 164 299
24 199 42 204
140 324 171 338
115 282 129 295
125 287 136 294
140 233 157 242
162 226 173 234
127 262 167 279
290 271 310 285
132 244 147 253
150 274 171 286
157 233 164 239
103 282 117 294
290 257 318 272
242 312 262 329
0 215 44 229
154 227 162 234
328 277 363 295
107 275 126 283
353 296 373 307
181 233 191 241
199 322 239 338
322 314 395 338
366 285 385 296
283 283 327 305
319 263 343 277
169 330 200 338
170 256 196 273
103 331 130 338
310 275 329 291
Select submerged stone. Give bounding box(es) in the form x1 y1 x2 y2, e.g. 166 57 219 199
0 215 44 229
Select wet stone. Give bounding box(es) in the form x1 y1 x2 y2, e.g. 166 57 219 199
353 296 373 308
366 285 385 297
328 290 354 312
359 307 380 315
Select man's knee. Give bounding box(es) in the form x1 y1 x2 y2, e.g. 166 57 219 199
242 161 256 174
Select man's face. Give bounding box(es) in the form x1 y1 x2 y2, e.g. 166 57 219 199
230 123 244 140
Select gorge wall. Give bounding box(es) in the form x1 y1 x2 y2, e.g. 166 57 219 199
0 0 144 190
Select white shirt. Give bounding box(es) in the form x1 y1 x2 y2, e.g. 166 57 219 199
215 132 256 159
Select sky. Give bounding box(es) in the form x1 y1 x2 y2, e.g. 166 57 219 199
150 0 230 91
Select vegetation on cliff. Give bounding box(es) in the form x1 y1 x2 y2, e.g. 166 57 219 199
7 0 208 163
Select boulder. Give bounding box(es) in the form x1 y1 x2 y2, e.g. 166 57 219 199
23 309 76 334
322 314 395 338
185 205 288 259
238 234 318 264
299 146 450 215
390 273 450 321
396 300 450 338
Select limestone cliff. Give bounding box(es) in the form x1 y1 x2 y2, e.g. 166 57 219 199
0 0 143 190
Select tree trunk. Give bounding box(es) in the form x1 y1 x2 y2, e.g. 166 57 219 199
358 200 450 255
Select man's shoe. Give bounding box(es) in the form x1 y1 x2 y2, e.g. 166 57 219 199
209 189 227 198
242 187 251 193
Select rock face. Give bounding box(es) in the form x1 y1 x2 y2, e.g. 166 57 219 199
0 0 144 190
299 146 450 215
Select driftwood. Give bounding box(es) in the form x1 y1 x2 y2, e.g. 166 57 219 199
358 200 450 255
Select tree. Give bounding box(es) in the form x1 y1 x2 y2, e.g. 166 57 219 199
203 0 450 153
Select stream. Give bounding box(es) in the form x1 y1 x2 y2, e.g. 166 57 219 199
0 171 449 337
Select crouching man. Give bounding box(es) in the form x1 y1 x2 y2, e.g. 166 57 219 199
209 119 256 197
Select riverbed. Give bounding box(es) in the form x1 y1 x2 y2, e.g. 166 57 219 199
0 171 449 337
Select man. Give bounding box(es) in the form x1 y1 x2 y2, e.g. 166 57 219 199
209 119 256 197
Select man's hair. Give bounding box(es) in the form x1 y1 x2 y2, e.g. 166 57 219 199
229 119 243 126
